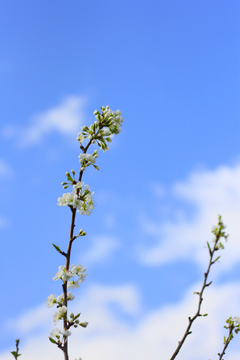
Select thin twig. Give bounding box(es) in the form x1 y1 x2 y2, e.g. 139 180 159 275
169 217 226 360
10 339 21 359
218 324 234 360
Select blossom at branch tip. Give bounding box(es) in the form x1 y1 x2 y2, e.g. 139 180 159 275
77 106 123 152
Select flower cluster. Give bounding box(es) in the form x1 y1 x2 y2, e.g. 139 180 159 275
46 291 75 308
47 264 88 345
78 150 99 171
53 263 87 288
57 181 94 216
77 105 123 152
224 316 240 334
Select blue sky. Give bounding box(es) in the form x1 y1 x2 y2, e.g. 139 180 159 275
1 1 240 359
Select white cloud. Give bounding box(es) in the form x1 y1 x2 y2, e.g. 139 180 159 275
81 235 120 265
1 282 239 360
3 95 87 147
137 162 240 272
6 304 50 334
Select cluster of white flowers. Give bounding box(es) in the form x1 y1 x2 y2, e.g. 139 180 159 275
77 105 123 152
46 291 75 308
57 181 94 216
78 150 99 171
50 327 71 338
52 263 87 288
47 264 87 342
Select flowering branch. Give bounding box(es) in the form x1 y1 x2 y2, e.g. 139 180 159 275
218 317 240 360
47 106 123 360
169 215 228 360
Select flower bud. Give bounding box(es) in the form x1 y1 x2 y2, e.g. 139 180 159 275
80 322 89 328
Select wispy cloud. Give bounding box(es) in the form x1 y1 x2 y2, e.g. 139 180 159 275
3 95 87 147
1 282 239 360
81 235 120 265
137 162 240 271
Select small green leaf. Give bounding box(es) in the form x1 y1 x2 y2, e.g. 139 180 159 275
52 243 61 253
49 337 57 344
213 255 221 263
206 241 211 253
74 313 81 320
203 314 208 317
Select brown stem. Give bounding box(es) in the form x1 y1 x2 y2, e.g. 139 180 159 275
61 134 96 360
169 232 221 360
218 325 234 360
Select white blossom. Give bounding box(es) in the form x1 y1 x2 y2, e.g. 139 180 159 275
46 294 57 308
67 291 75 301
77 133 85 144
67 280 80 289
57 293 64 303
58 182 95 216
60 329 71 337
234 316 240 325
78 153 96 165
53 306 67 325
72 181 84 193
50 328 60 338
53 265 74 282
